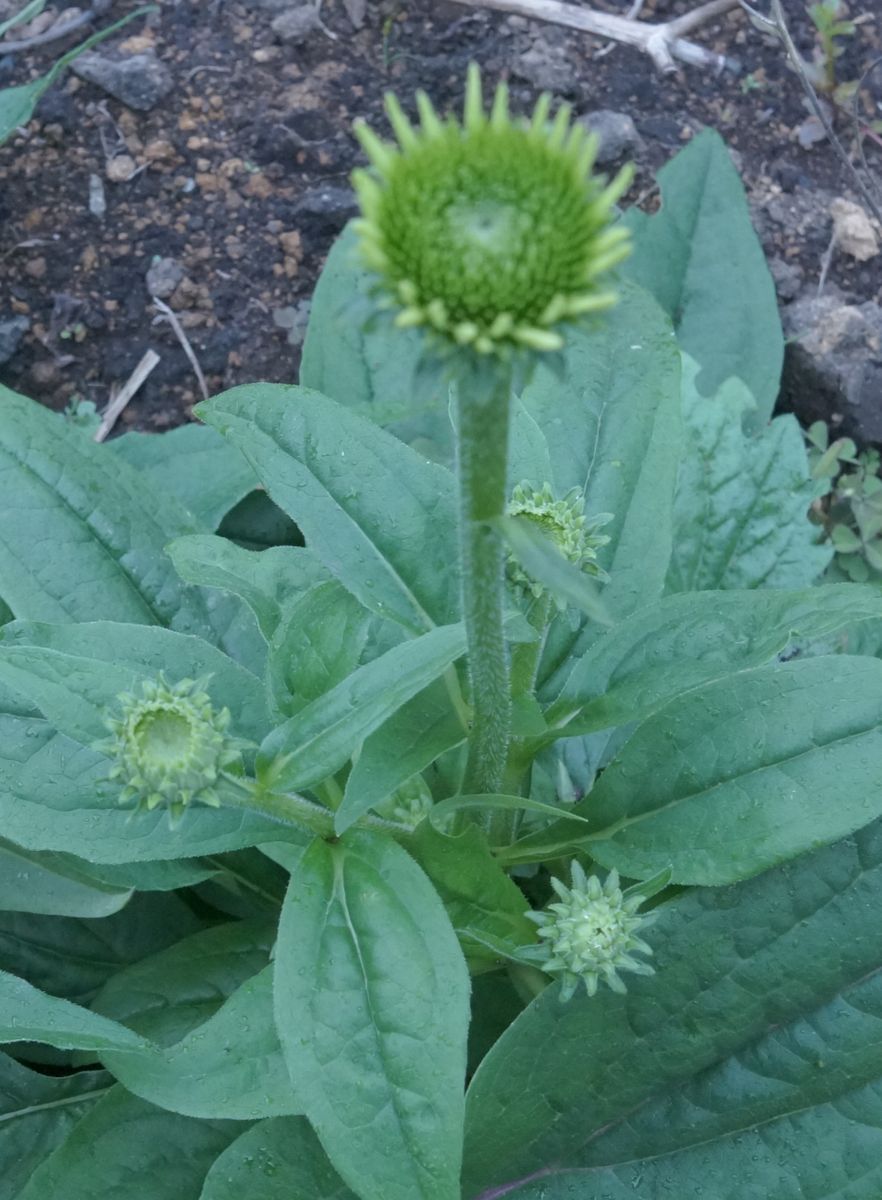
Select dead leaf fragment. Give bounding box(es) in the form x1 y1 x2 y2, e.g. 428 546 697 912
830 197 879 262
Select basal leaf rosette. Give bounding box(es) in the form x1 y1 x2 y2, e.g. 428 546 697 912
98 675 246 824
352 64 633 358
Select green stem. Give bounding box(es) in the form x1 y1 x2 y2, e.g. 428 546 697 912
509 592 552 701
220 775 412 842
455 358 514 796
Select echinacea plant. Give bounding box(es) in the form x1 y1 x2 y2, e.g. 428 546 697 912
4 65 882 1200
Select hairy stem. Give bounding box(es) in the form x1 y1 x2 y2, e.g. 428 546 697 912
456 359 514 797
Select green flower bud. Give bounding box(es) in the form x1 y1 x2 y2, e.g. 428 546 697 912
98 675 245 824
374 774 433 828
507 480 612 602
526 862 655 1001
352 63 632 359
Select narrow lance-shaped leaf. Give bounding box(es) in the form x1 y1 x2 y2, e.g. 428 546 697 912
274 830 470 1200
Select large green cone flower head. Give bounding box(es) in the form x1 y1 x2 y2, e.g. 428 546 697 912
527 862 655 1001
352 64 633 357
100 675 244 824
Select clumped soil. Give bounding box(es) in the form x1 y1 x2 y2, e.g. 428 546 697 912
0 0 880 430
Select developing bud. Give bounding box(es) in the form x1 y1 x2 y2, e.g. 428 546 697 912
526 862 655 1001
507 481 612 603
98 675 245 824
374 774 433 828
352 63 632 359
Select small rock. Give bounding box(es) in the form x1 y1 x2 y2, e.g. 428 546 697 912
343 0 367 27
271 6 320 43
24 257 46 279
73 51 173 112
577 110 641 165
0 316 29 366
106 154 137 182
830 197 879 262
511 40 572 94
768 256 804 302
293 184 357 229
146 256 185 299
781 291 882 443
88 172 106 217
240 0 294 8
273 300 311 349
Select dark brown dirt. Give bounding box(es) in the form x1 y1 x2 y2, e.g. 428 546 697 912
0 0 880 431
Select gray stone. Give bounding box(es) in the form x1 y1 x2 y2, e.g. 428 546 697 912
273 300 312 348
780 291 882 443
577 110 641 165
768 256 804 302
145 256 185 300
271 6 320 43
0 316 29 366
293 184 357 227
511 40 572 94
239 0 293 9
73 51 173 112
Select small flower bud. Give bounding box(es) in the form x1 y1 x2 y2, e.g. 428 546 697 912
526 862 655 1001
98 675 245 824
507 481 612 604
374 774 433 828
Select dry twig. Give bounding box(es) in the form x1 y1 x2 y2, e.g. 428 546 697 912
0 0 112 55
448 0 740 72
150 297 209 403
94 349 160 442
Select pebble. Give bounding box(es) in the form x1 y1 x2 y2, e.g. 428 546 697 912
73 51 173 112
0 316 29 366
145 256 185 299
271 6 321 43
577 110 642 165
106 154 137 183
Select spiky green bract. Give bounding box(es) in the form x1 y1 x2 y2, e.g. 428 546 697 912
98 675 245 824
374 774 433 828
526 863 655 1001
507 481 612 602
352 63 633 359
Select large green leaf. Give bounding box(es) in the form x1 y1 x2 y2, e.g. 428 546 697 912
0 621 269 744
274 830 470 1200
200 1116 357 1200
168 536 328 642
0 387 257 665
667 360 830 592
624 129 783 423
300 223 451 459
0 970 149 1053
521 284 682 685
103 965 300 1121
0 1055 110 1200
0 892 203 1006
463 819 882 1199
110 424 257 529
546 583 882 730
196 384 459 633
267 580 371 719
513 655 882 883
14 1087 238 1200
0 840 132 918
258 623 467 798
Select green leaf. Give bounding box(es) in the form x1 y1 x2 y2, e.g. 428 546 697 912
429 793 590 833
0 8 152 145
200 1116 358 1200
408 822 538 961
0 621 269 744
0 708 302 865
0 1 46 38
0 387 255 664
15 1087 238 1200
494 516 611 625
196 384 459 634
267 580 371 719
546 583 882 732
168 536 328 641
0 1055 110 1200
91 919 275 1046
0 970 149 1053
667 360 830 592
624 129 783 424
274 830 470 1200
110 424 257 528
339 682 466 829
0 892 204 1006
103 965 300 1120
0 840 132 917
259 622 467 798
300 222 452 459
463 819 882 1199
524 656 882 885
520 284 682 684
